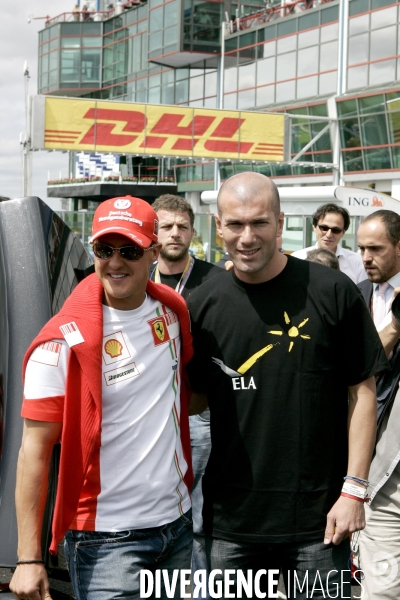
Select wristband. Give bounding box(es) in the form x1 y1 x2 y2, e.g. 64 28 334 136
341 492 369 503
342 482 368 499
16 560 45 565
344 475 369 487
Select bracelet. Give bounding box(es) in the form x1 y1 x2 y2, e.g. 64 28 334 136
341 492 369 503
342 482 368 499
344 475 369 487
16 560 45 565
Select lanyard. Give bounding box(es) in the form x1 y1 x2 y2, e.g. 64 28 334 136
153 256 195 296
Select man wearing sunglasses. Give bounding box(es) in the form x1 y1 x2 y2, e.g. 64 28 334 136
10 196 194 600
292 203 367 284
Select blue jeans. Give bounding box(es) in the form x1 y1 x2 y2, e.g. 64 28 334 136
190 412 212 599
64 509 193 600
206 536 352 599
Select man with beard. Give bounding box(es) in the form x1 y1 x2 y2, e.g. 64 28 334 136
150 194 222 299
356 210 400 600
150 194 223 597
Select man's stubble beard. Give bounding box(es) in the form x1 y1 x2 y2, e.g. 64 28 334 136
160 245 190 262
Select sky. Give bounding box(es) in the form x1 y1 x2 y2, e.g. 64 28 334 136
0 1 73 209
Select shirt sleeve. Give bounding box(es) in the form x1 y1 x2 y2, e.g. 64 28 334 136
22 339 68 422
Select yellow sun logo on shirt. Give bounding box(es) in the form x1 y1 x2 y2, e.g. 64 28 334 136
268 312 311 352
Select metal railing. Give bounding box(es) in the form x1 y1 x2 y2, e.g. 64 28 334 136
229 0 334 33
45 2 144 26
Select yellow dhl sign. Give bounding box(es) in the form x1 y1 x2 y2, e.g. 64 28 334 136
41 97 287 161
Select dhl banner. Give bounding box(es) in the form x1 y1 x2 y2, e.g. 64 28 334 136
31 96 288 162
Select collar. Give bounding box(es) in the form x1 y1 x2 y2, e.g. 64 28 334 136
314 242 344 257
374 271 400 293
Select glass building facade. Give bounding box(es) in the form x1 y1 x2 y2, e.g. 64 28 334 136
38 0 400 195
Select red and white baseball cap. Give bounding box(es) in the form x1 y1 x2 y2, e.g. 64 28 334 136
90 196 159 248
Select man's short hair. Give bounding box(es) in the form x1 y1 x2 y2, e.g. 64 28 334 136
217 172 281 218
152 194 194 227
361 210 400 246
312 203 350 231
306 248 340 270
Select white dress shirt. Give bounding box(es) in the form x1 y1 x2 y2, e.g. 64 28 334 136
291 244 367 284
373 271 400 332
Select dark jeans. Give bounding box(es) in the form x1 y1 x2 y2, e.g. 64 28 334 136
205 536 352 599
64 509 193 600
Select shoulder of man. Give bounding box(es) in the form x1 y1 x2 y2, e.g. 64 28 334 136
290 246 314 259
191 257 224 277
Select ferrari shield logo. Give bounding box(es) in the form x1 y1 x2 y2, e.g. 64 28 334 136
148 315 171 346
154 320 165 341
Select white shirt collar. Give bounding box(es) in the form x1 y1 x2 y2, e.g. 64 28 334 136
374 271 400 292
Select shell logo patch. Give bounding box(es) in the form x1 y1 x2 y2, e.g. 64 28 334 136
102 331 131 365
105 339 123 358
148 310 180 346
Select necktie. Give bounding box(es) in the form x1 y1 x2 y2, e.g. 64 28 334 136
374 282 390 327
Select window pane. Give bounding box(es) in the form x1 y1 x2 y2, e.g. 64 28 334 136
360 114 389 146
297 47 319 77
320 41 338 72
337 99 358 117
359 95 385 114
61 37 81 48
49 38 59 51
61 49 80 69
370 26 396 61
162 83 175 104
257 56 275 85
165 2 178 28
189 75 204 100
297 75 318 99
298 12 319 31
387 110 400 144
205 71 217 96
343 150 364 171
150 6 163 32
364 148 391 170
224 67 237 93
49 51 58 71
277 35 296 54
238 88 255 109
262 40 276 58
276 80 296 103
292 123 311 154
320 23 338 43
319 71 337 95
204 96 216 108
321 5 339 24
277 19 296 37
349 14 369 36
298 29 319 49
149 31 162 51
392 147 400 169
347 65 368 90
256 84 275 107
175 79 189 103
348 33 369 65
349 0 369 16
82 37 102 47
276 52 296 81
238 62 255 90
369 59 396 86
370 6 397 29
340 118 361 149
223 93 237 110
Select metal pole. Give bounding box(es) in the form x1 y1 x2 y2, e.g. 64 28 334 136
213 20 226 193
337 0 349 96
22 62 32 196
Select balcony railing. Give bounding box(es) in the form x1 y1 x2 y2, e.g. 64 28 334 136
45 2 143 26
229 0 334 33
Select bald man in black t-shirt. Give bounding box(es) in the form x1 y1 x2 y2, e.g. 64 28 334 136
187 172 388 599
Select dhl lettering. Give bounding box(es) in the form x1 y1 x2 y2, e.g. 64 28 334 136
172 138 199 150
141 136 168 149
210 117 244 138
150 114 214 136
81 108 147 146
204 140 253 153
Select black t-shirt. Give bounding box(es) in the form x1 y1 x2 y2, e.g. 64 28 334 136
187 256 388 544
150 257 223 300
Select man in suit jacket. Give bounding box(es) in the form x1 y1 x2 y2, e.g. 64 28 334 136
357 209 400 600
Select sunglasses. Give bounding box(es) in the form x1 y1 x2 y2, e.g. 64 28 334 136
93 241 154 261
318 224 344 235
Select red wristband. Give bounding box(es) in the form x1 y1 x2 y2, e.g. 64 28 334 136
341 492 369 503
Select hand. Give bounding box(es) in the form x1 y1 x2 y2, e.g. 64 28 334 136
225 260 233 271
9 564 52 600
323 495 365 545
